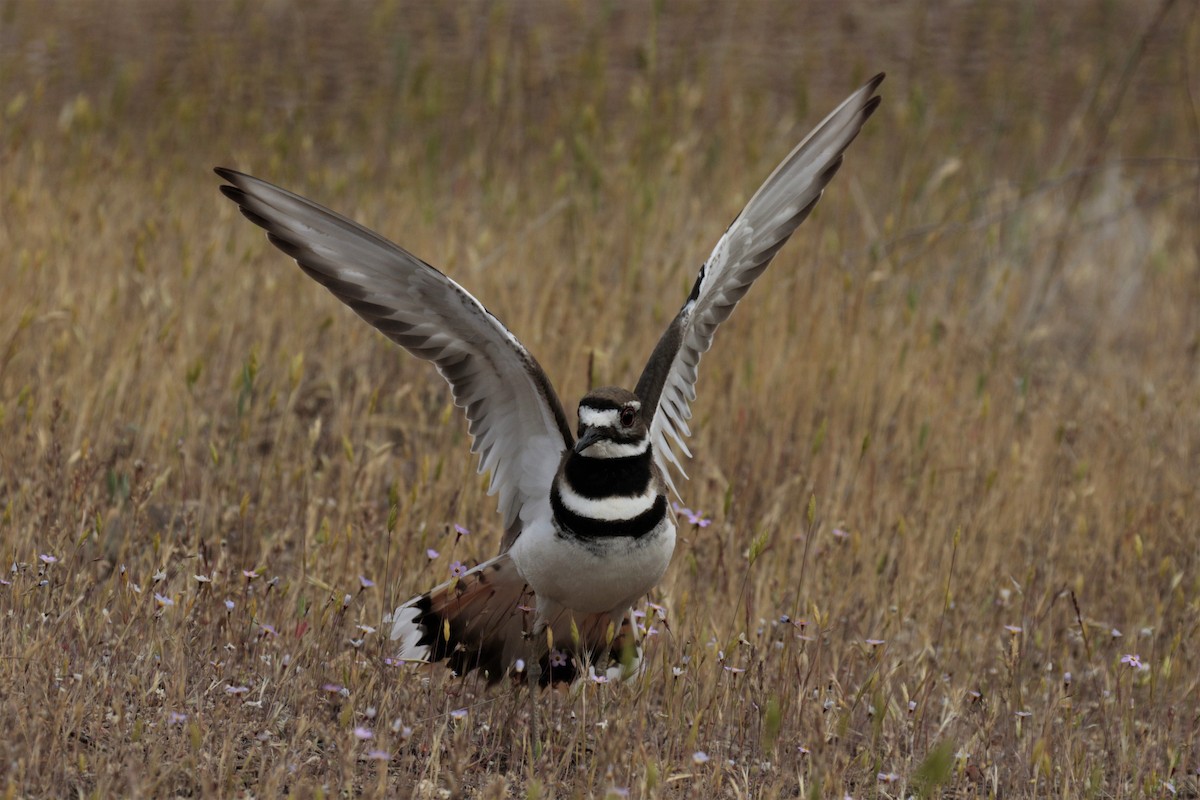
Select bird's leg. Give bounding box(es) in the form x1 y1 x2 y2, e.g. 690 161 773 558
525 619 548 758
527 658 541 754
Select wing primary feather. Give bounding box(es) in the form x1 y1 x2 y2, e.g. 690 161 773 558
634 74 884 497
215 167 573 537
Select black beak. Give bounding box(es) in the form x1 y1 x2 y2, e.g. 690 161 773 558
573 428 605 454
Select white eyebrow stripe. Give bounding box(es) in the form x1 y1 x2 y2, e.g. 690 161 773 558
556 480 658 521
579 408 620 428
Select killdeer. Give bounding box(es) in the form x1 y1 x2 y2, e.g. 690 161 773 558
216 73 883 691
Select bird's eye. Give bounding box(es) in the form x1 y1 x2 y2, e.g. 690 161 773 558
620 407 636 427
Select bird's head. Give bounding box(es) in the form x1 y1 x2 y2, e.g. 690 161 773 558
574 387 649 458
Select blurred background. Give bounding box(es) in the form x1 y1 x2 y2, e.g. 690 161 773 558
1 0 1197 795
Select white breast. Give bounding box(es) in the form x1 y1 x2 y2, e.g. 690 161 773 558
510 514 676 615
555 481 658 520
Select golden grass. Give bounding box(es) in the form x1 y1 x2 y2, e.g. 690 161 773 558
2 0 1199 796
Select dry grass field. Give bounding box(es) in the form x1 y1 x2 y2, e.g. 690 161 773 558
2 1 1199 796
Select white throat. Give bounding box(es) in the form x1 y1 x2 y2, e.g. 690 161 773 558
578 433 650 459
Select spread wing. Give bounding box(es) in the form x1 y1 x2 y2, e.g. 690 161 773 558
216 169 573 546
634 74 884 497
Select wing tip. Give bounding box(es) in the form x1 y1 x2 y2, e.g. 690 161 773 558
217 183 245 204
861 94 883 122
859 73 885 121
